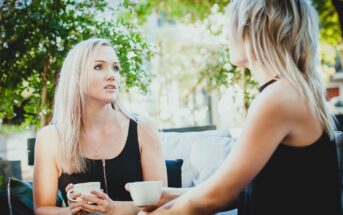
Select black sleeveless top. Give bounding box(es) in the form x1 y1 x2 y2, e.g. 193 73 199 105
238 80 341 215
58 119 143 205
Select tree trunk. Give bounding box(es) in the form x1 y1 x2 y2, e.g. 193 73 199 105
40 56 49 127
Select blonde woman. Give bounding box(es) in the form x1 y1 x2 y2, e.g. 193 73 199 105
137 0 341 214
33 38 167 215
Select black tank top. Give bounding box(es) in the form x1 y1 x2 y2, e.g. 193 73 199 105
238 80 341 215
58 119 143 204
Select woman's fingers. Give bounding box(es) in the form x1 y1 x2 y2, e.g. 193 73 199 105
139 205 159 212
81 190 108 205
82 195 99 204
69 201 83 214
91 190 108 200
81 202 103 213
70 206 82 214
68 192 81 202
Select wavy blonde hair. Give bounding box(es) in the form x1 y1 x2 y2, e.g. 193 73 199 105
226 0 335 138
52 38 130 173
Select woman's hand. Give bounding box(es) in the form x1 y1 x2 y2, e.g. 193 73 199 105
137 198 195 215
125 183 187 213
137 188 179 212
80 190 115 215
65 183 84 215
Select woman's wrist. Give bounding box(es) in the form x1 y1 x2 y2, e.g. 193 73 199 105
58 207 71 215
106 200 117 215
109 201 139 215
163 187 188 195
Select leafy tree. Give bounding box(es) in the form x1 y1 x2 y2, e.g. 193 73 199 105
128 0 342 44
314 0 342 44
127 0 342 111
124 0 229 24
0 0 152 128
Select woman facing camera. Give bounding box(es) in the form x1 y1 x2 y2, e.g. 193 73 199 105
33 38 167 215
138 0 341 214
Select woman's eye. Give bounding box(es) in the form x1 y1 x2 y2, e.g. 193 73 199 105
94 64 103 70
113 65 120 72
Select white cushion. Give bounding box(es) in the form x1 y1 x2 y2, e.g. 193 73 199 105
160 130 234 187
160 131 196 187
190 131 233 185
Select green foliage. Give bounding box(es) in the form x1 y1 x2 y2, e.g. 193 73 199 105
0 0 152 127
198 47 258 110
125 0 229 24
129 0 342 110
313 0 342 45
129 0 342 44
94 20 153 92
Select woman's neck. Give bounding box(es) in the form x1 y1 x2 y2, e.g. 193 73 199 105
249 63 279 86
82 100 120 131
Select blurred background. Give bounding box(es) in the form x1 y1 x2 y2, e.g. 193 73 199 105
0 0 342 182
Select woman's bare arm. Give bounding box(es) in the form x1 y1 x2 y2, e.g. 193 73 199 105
33 125 74 215
137 115 168 186
146 84 295 214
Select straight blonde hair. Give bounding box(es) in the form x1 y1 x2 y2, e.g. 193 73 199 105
226 0 335 138
52 38 133 173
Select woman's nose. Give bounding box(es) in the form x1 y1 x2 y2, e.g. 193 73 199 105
105 69 118 81
106 73 120 82
106 75 115 81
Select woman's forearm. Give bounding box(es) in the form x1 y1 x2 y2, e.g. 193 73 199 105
168 182 230 214
35 206 69 215
112 201 140 215
163 187 192 196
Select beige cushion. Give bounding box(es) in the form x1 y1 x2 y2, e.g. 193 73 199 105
160 130 235 187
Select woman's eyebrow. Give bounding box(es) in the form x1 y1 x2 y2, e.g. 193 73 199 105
94 60 119 64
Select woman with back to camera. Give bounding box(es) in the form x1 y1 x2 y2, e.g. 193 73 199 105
136 0 341 214
33 38 167 215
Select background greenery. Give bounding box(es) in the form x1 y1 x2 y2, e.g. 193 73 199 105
0 0 342 128
126 0 343 111
0 0 151 128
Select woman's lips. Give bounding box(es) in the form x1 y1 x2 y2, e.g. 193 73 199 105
104 84 116 89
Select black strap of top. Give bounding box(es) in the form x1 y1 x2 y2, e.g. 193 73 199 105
259 76 279 92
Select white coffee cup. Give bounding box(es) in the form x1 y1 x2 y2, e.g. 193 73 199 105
67 182 101 202
128 181 162 206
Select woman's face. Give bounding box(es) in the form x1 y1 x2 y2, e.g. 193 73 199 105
228 36 249 68
86 46 121 104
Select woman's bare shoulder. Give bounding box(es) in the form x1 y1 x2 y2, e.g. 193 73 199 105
250 79 303 123
135 114 158 131
35 124 59 152
134 114 160 147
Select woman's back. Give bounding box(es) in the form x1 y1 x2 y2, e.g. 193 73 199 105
238 79 341 215
238 132 341 215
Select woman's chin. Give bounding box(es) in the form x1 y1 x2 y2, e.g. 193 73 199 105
100 96 118 105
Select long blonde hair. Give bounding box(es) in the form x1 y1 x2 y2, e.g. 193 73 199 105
226 0 335 138
52 38 129 173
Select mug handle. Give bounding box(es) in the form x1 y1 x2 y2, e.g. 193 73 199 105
67 189 80 202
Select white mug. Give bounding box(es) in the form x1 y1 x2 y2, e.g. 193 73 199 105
67 182 101 202
127 181 162 206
